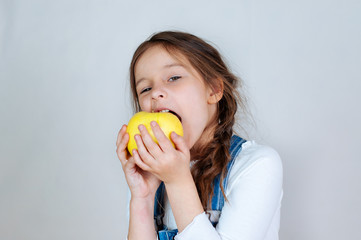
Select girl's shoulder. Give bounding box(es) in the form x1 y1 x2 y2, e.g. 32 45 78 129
226 140 283 192
235 140 282 166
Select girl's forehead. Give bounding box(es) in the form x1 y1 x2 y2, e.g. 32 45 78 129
135 46 191 73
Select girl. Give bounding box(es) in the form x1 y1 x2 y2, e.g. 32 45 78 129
116 31 283 240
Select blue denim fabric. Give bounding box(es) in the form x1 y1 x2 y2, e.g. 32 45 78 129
154 135 246 240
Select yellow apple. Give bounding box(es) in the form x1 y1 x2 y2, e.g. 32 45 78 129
126 111 183 155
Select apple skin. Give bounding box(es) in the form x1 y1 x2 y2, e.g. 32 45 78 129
126 111 184 155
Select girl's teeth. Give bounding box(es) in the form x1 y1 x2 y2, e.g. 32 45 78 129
160 110 169 113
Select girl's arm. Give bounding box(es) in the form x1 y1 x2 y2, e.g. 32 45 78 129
163 171 204 232
128 196 157 240
116 125 160 240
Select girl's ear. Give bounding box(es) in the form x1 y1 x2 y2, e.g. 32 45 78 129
207 79 224 104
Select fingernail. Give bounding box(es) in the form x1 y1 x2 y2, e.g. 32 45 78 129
151 121 157 127
138 124 144 130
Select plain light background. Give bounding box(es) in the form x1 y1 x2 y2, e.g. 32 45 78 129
1 0 360 239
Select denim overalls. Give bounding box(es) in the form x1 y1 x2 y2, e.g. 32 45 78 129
154 135 247 240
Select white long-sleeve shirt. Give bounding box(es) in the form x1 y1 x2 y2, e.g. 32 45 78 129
164 140 283 240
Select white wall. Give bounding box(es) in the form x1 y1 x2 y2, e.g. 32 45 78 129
0 0 360 239
247 1 361 239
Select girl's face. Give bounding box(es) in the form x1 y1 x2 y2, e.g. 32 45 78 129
134 46 219 150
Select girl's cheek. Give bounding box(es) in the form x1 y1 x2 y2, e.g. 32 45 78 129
138 98 151 112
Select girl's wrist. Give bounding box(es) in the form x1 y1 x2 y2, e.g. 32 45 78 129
129 196 155 222
129 184 159 202
130 194 155 206
164 172 197 200
164 170 193 189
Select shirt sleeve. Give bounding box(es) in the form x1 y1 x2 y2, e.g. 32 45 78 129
175 145 283 240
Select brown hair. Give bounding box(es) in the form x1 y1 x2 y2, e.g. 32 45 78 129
129 31 247 210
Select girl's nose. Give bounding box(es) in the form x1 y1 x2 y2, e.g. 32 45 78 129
151 85 167 100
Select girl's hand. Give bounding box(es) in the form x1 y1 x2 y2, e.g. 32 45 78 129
132 121 191 185
133 122 205 233
116 125 161 199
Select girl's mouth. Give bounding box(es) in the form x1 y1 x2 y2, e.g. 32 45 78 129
158 109 182 122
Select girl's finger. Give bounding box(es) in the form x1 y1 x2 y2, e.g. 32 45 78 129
116 125 127 147
117 130 130 166
150 121 174 152
138 124 162 156
123 156 136 172
132 149 153 172
170 131 189 154
134 134 157 167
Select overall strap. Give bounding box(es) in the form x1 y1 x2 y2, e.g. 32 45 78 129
211 135 247 210
154 182 179 239
154 182 166 231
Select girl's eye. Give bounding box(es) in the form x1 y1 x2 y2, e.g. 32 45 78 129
140 87 151 94
169 76 181 82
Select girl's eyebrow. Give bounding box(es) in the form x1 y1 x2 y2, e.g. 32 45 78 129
163 63 185 69
135 77 146 86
